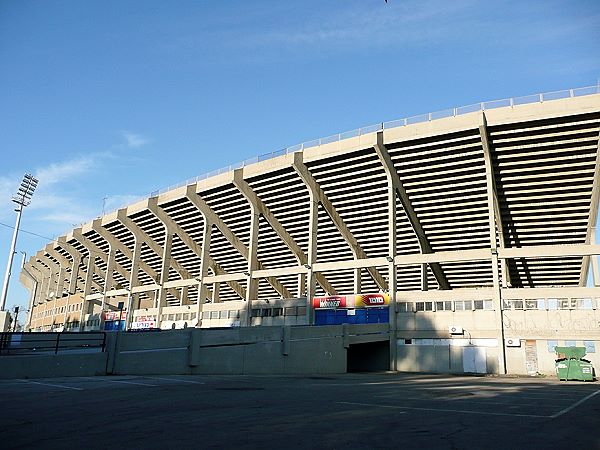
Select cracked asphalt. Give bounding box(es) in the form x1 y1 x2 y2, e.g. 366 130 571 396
1 373 598 449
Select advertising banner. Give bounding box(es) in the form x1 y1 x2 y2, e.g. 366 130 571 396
131 320 157 330
354 293 390 308
312 295 347 309
130 315 156 330
103 311 126 321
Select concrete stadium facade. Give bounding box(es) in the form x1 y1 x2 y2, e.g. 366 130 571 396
19 88 600 376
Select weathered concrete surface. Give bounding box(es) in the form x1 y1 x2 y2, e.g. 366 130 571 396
1 373 598 450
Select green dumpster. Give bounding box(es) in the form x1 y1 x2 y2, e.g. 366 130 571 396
555 346 595 381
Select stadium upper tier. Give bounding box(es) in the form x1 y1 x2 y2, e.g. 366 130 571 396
23 89 600 309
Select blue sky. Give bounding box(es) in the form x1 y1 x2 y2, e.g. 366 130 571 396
1 0 599 314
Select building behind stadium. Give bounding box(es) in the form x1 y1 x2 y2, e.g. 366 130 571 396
19 86 600 376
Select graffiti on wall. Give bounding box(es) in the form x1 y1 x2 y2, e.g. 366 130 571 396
504 310 600 336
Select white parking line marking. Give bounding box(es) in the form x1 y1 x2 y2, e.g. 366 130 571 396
19 380 83 391
550 389 600 419
372 394 558 408
147 377 205 385
338 401 549 418
104 379 158 387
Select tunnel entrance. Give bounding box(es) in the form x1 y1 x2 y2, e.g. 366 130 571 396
347 341 390 372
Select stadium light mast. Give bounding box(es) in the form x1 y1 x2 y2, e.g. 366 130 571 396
0 173 38 311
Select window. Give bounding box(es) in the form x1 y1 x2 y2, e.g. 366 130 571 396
404 339 413 345
583 341 596 353
577 299 593 310
260 308 272 317
202 311 210 319
455 301 465 311
272 308 283 317
398 302 412 312
297 306 307 316
251 309 261 318
424 302 433 311
435 301 451 311
547 340 558 353
559 299 571 310
228 310 240 319
175 313 182 321
536 299 545 310
284 307 296 316
474 300 484 310
415 302 425 311
483 300 493 310
565 340 577 347
190 313 197 320
525 300 537 310
219 310 228 319
210 311 219 319
547 299 558 310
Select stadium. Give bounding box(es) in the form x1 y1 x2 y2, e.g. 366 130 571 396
19 86 600 376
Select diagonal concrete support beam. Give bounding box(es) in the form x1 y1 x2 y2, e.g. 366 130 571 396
72 228 129 297
116 211 190 280
580 130 600 286
55 237 82 295
232 171 336 296
185 185 291 299
374 131 450 290
38 253 61 300
292 152 388 291
147 198 247 300
479 115 511 287
90 219 161 292
29 256 52 305
479 113 507 374
115 210 184 304
43 245 70 299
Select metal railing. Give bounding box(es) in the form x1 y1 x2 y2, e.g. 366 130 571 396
0 331 106 356
88 84 600 222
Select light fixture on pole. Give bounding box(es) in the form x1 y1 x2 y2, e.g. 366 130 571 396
0 173 38 311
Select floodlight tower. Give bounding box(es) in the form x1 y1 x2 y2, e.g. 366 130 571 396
0 174 38 311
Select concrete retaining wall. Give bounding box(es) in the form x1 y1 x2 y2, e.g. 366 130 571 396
0 352 108 379
0 324 389 379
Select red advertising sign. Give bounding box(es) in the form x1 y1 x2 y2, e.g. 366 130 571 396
354 293 390 308
103 311 127 321
312 295 347 309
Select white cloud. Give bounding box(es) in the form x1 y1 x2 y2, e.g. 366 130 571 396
241 0 477 49
103 194 147 215
121 131 150 148
34 155 96 186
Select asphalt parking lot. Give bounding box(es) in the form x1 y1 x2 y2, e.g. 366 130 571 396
1 373 598 449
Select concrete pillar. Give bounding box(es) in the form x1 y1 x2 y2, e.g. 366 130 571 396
68 255 81 295
79 254 95 331
386 162 398 372
480 113 507 374
353 268 362 293
156 232 173 329
591 233 600 287
420 264 428 291
306 198 319 325
245 208 260 326
56 262 67 299
196 221 211 327
102 246 116 312
125 240 142 330
297 273 306 297
211 282 220 303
